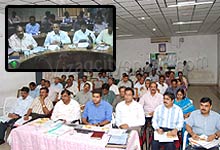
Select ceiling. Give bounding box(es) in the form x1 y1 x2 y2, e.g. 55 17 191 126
1 0 220 39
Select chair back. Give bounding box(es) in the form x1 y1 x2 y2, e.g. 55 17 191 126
3 97 17 116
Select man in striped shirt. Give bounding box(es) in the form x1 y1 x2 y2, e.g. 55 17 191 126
24 87 53 121
152 92 184 150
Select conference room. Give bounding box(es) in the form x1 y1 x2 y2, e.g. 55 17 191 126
1 0 220 150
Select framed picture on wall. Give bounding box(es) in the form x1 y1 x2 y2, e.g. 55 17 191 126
159 43 166 52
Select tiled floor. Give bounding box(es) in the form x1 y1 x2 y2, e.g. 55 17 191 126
0 85 220 150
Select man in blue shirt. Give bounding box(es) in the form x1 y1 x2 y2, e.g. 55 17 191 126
25 16 40 35
186 97 220 150
82 89 112 126
44 23 71 46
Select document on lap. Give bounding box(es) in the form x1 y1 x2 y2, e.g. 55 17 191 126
154 131 179 142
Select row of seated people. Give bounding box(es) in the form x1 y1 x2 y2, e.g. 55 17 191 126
8 19 113 52
1 85 220 150
9 9 110 36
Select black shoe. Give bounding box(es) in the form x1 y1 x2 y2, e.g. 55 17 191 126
0 140 5 145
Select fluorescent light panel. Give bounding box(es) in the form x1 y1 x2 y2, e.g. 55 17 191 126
117 34 133 37
168 1 213 7
176 30 198 34
173 20 203 25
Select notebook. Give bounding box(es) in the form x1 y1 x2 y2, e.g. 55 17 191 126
90 131 105 140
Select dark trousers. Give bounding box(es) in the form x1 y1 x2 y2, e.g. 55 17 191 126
186 145 219 150
0 117 20 140
152 127 176 150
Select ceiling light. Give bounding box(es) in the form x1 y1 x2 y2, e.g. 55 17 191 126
168 1 213 7
116 27 119 30
176 30 198 34
138 17 145 20
117 34 133 37
153 28 156 31
173 21 203 25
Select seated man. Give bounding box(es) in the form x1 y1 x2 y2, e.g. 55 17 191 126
51 90 80 123
102 83 116 105
117 74 132 88
82 89 112 126
156 75 168 95
44 23 71 46
75 83 92 106
165 79 180 97
112 86 126 112
93 16 107 37
108 77 119 95
8 25 38 51
25 16 40 35
24 87 53 121
28 82 40 99
0 87 33 145
73 20 96 47
96 23 113 46
115 87 145 129
186 97 220 150
65 79 79 96
152 92 184 150
139 82 163 125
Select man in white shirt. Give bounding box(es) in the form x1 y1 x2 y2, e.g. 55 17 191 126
8 25 37 51
44 80 60 103
115 87 145 129
65 79 79 96
108 77 119 95
152 92 184 150
44 23 71 46
134 76 145 97
0 87 33 144
156 75 168 95
51 90 80 123
80 75 93 91
73 20 96 46
96 23 113 46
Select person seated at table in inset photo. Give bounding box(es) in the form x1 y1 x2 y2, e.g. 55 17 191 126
73 20 96 47
115 87 145 129
43 23 71 47
24 87 53 121
8 11 21 24
93 16 107 37
82 89 112 126
0 87 33 145
51 90 81 123
62 11 73 24
96 23 113 47
25 16 40 36
8 25 38 51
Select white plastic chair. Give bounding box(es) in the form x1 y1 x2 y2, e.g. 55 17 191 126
2 97 17 116
182 131 189 150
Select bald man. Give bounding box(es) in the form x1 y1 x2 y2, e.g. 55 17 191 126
44 23 71 46
8 25 37 51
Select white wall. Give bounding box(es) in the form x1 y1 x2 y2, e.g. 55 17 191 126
0 13 35 115
218 34 220 86
114 35 218 85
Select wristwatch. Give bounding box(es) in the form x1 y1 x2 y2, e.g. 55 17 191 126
42 105 46 108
